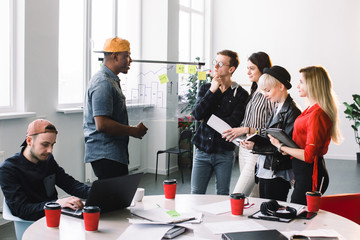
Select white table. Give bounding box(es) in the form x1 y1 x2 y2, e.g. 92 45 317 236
23 194 360 239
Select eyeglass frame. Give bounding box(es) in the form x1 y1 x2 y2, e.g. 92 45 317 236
212 59 231 68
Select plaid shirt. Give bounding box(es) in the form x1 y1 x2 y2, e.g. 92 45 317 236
192 82 249 153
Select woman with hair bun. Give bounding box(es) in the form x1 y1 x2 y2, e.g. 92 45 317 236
223 52 273 197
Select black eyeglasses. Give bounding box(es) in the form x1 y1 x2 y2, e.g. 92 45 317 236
212 59 231 68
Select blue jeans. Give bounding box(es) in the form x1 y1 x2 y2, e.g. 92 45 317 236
191 148 234 195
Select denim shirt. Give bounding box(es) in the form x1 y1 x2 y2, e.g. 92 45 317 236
83 65 129 165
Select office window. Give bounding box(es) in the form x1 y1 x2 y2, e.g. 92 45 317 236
0 0 12 111
179 0 205 61
178 0 205 103
90 0 113 78
58 0 84 106
59 0 141 108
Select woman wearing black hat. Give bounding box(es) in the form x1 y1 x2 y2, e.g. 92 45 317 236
223 52 273 197
242 65 301 201
268 66 342 204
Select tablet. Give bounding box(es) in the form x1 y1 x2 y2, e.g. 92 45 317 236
245 133 270 145
266 128 299 148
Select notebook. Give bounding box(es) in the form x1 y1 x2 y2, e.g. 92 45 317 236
61 172 143 218
266 128 299 148
222 229 287 240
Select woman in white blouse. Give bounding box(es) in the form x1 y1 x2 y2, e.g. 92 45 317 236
223 52 273 197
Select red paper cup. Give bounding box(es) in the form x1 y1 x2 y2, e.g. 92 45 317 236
83 206 101 231
306 191 322 212
230 193 248 216
163 179 177 199
44 202 61 227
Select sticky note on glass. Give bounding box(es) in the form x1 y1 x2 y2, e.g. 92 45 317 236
166 210 181 218
188 65 197 74
198 71 206 80
176 64 185 73
159 74 169 84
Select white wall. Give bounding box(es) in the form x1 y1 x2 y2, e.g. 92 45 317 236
211 0 360 160
1 0 358 189
0 0 181 184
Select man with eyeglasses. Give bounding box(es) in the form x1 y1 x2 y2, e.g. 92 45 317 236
83 37 148 180
191 50 249 195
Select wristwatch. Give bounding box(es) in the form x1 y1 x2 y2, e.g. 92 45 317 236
277 143 284 152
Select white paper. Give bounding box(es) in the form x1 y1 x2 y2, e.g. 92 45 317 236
193 200 231 215
286 203 306 215
207 114 242 146
117 224 173 240
281 229 344 240
131 207 202 224
204 219 267 235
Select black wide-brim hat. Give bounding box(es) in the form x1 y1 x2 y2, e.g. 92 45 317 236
263 65 292 89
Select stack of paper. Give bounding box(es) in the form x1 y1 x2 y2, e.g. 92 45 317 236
130 206 202 224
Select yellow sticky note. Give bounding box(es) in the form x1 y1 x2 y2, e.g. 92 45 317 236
159 74 169 84
198 71 206 80
188 65 197 74
176 64 185 73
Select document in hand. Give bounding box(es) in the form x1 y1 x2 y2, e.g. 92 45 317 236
130 207 202 224
266 128 299 148
207 114 242 146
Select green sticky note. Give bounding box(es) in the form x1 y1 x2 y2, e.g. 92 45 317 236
176 64 185 73
198 71 206 80
166 210 181 218
188 65 197 74
159 74 169 84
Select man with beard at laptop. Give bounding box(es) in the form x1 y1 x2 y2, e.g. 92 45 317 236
0 119 90 221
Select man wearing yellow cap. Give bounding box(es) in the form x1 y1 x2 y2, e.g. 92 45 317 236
83 37 148 179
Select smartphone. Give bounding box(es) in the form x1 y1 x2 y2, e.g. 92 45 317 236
297 211 317 219
163 226 186 239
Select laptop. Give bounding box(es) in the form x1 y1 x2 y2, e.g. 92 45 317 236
61 172 143 218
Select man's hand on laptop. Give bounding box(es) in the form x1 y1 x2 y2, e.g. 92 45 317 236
56 196 84 210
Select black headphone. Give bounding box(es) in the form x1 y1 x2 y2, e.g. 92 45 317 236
260 200 297 219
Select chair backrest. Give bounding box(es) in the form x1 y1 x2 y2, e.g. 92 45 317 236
178 129 193 149
3 197 23 222
3 197 34 240
319 193 360 225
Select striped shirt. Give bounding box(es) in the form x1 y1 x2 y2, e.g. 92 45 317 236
241 91 274 137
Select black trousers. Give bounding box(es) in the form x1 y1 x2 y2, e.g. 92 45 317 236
259 177 291 202
291 157 329 205
91 158 128 180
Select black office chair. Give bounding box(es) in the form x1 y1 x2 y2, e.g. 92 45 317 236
155 129 193 183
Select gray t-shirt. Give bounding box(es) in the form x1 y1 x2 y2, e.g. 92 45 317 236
83 65 129 165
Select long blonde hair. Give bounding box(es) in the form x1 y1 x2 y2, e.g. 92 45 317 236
299 66 343 144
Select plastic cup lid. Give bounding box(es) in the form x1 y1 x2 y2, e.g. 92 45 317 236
44 202 61 210
83 206 101 213
163 179 177 184
306 191 321 196
230 193 246 199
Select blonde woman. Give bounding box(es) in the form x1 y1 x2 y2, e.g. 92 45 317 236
223 52 273 197
269 66 342 204
242 65 301 201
